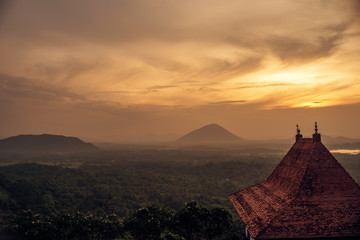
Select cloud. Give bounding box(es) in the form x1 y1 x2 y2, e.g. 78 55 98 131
0 0 11 26
0 0 359 126
259 79 359 108
266 23 348 64
1 1 357 81
198 55 264 83
0 72 84 102
184 87 219 93
146 85 177 92
29 57 104 84
0 72 184 114
0 71 360 140
1 0 360 142
234 83 293 89
210 100 247 105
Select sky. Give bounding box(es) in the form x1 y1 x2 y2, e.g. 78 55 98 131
0 0 360 141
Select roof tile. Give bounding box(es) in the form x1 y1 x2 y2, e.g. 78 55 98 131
229 137 360 239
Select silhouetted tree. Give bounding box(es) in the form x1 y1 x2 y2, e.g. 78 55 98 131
124 205 173 240
6 210 124 240
160 231 184 240
207 207 233 239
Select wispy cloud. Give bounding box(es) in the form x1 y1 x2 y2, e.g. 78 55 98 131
146 85 177 92
184 87 219 93
259 79 360 108
0 73 85 102
0 0 360 139
234 83 292 89
266 23 348 64
210 100 247 105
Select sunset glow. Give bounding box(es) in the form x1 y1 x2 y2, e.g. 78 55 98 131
1 0 360 140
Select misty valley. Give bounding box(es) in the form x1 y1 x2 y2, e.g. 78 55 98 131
0 148 280 214
0 142 359 239
0 127 360 240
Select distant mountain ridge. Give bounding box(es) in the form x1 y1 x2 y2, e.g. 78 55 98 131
0 134 98 153
176 124 244 145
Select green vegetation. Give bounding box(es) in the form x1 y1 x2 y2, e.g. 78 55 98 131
2 202 243 240
0 148 358 239
0 152 277 215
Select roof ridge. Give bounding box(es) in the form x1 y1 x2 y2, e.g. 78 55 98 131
256 143 316 238
255 163 315 238
296 141 315 192
250 140 315 238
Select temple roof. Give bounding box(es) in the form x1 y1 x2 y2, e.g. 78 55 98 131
229 134 360 239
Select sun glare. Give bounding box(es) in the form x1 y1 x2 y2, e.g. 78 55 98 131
263 71 320 85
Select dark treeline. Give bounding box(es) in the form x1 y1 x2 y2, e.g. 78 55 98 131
2 202 244 240
0 151 278 218
0 150 276 240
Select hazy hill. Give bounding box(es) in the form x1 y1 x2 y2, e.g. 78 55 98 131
176 124 244 145
332 141 360 150
321 135 360 147
0 134 98 153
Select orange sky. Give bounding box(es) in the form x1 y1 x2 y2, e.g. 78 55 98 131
0 0 360 141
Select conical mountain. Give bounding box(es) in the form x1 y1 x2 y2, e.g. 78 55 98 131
176 124 243 145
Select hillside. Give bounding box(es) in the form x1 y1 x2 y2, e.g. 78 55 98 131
0 134 98 153
176 124 244 145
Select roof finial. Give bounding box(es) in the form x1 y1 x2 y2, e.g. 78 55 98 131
296 124 300 135
313 121 321 142
296 124 303 142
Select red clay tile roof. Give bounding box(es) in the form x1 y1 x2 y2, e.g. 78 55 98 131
229 137 360 239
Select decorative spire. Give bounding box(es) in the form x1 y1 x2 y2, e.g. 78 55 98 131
295 124 303 142
313 121 321 142
296 124 300 135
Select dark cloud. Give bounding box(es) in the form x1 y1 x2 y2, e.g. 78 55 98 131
266 29 345 64
0 0 358 82
140 53 263 86
0 73 84 102
211 100 247 105
147 85 177 91
354 0 360 16
199 55 264 82
184 87 219 93
30 57 103 84
0 0 11 27
0 72 180 114
0 1 223 45
92 91 131 95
